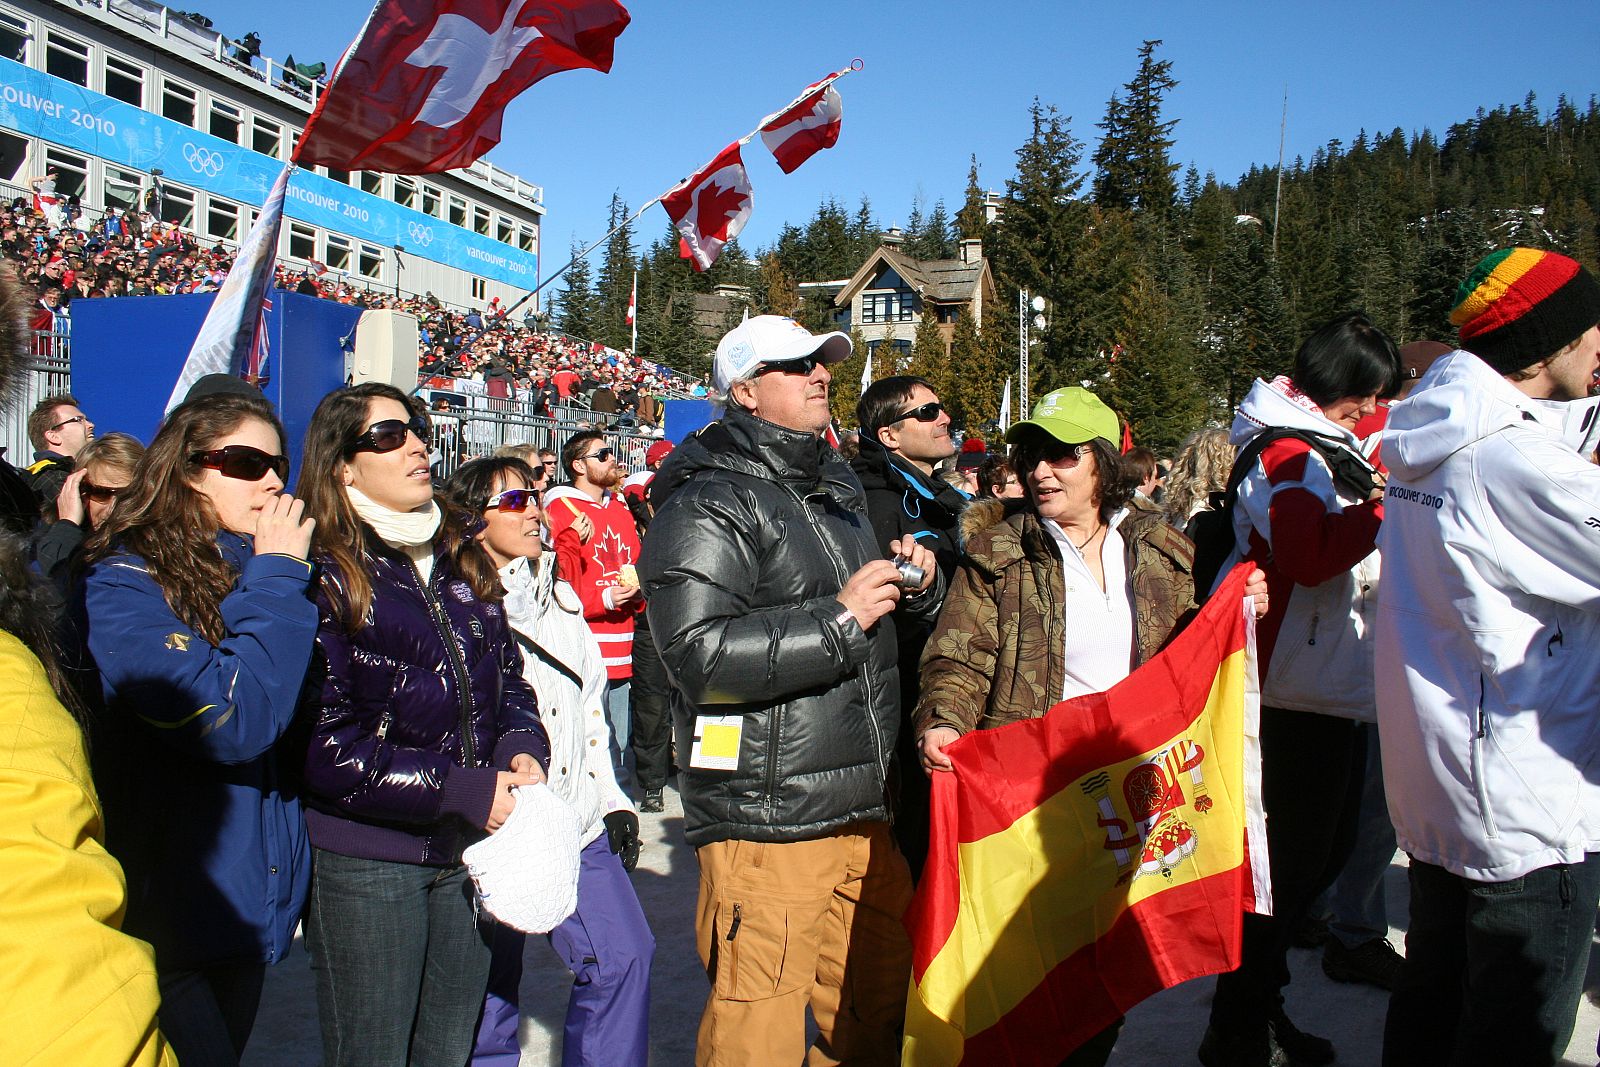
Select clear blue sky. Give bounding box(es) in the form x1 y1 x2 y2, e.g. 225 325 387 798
203 0 1599 264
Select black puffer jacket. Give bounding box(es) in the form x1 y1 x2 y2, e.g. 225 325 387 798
641 406 940 847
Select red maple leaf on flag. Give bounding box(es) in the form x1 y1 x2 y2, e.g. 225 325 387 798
660 142 753 272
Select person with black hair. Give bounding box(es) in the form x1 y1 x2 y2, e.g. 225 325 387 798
850 374 965 876
1200 311 1399 1067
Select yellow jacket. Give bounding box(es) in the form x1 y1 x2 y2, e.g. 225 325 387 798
0 632 176 1066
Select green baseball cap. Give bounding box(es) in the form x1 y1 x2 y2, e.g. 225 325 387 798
1004 387 1120 447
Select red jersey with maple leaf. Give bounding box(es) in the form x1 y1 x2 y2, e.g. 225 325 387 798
544 485 642 680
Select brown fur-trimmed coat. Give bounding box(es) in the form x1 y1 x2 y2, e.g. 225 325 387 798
913 498 1197 738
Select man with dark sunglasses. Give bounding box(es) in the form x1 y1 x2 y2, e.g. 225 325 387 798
23 393 94 512
639 315 941 1066
546 430 644 787
850 374 965 878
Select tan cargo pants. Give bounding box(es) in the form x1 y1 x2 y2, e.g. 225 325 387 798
693 821 915 1066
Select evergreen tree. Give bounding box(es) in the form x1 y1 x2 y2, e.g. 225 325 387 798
956 155 988 240
1203 221 1295 416
1110 265 1206 452
595 192 637 349
902 308 951 400
757 252 799 316
1092 40 1180 217
908 200 956 259
830 326 871 427
947 311 1004 433
556 238 599 341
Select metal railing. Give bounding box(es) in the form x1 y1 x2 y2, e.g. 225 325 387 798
424 401 660 480
1 342 71 468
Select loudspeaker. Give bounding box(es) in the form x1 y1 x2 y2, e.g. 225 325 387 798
352 310 421 390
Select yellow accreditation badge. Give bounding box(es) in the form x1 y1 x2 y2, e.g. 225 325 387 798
689 715 743 771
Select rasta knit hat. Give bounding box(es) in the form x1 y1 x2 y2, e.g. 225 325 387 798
1451 248 1600 373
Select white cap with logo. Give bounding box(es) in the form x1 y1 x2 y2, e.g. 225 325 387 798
713 314 852 393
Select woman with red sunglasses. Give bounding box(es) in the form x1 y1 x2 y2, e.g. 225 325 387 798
81 392 319 1066
295 383 550 1067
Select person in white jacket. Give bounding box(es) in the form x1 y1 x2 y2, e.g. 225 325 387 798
1376 247 1600 1067
446 457 654 1067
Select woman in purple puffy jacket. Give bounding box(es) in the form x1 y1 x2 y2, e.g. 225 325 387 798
296 383 550 1067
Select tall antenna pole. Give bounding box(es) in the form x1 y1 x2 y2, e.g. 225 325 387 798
1272 86 1288 258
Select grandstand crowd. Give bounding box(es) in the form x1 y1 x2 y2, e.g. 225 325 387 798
4 190 703 426
3 170 1600 1067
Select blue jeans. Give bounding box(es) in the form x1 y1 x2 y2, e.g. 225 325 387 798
307 849 493 1067
1326 722 1396 947
156 961 265 1066
1383 853 1600 1066
605 679 631 779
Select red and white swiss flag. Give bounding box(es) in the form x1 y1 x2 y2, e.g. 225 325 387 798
760 78 843 174
660 142 753 273
295 0 630 174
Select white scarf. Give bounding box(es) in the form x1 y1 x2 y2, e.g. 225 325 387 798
347 485 441 582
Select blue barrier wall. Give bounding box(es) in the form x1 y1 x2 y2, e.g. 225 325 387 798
71 292 356 483
662 399 716 443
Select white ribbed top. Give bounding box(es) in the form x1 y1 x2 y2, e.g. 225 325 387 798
1042 516 1135 700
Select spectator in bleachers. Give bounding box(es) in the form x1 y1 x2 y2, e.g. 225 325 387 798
34 431 144 589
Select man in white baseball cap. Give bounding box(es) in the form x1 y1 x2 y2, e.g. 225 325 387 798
711 314 852 396
640 313 939 1065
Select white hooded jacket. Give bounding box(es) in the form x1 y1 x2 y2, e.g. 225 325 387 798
498 554 633 845
1225 378 1383 720
1376 350 1600 881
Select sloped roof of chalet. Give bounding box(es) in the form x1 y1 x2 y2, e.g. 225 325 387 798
833 243 994 307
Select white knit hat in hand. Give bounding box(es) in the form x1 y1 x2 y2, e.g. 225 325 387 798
462 783 581 934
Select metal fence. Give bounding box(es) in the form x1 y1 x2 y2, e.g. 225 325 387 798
1 338 72 469
427 402 660 480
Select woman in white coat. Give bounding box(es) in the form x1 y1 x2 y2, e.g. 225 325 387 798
446 456 654 1067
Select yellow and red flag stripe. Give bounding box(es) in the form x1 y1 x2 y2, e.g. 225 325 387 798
904 565 1270 1066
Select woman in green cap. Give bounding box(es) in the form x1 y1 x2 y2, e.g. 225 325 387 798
912 386 1266 1066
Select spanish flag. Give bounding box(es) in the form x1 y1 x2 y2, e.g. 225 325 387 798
904 566 1270 1066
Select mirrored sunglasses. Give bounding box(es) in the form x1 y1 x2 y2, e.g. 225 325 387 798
348 414 430 455
484 487 538 513
188 445 289 482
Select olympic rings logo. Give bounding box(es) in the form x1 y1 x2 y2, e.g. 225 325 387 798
182 144 226 177
405 221 435 247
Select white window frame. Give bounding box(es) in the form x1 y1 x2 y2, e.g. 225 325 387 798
103 53 145 107
44 30 89 87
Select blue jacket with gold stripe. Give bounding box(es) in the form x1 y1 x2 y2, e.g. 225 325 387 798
83 533 318 969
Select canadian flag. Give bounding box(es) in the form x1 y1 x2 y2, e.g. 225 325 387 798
625 271 636 326
760 78 843 174
661 142 753 273
295 0 630 174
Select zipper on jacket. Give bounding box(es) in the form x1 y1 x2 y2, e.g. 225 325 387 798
1307 612 1319 647
795 486 890 788
725 902 743 941
410 559 477 768
1470 675 1498 839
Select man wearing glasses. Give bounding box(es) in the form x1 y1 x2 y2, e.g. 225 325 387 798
639 316 941 1066
850 375 965 878
545 430 645 784
23 393 93 511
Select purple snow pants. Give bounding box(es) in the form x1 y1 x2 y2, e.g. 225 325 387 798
470 835 655 1067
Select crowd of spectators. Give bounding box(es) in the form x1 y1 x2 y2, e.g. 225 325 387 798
2 190 706 425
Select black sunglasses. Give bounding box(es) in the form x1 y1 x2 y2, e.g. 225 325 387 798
348 414 429 455
890 401 945 425
581 447 615 463
80 481 122 501
189 445 289 482
756 354 822 377
484 487 538 513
